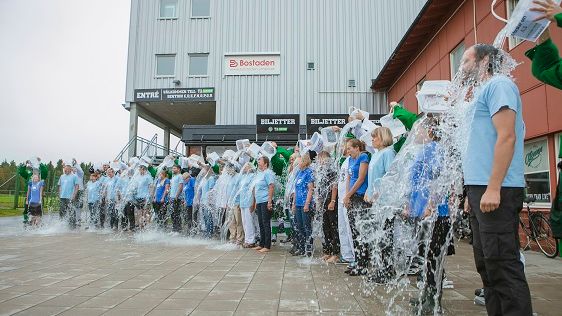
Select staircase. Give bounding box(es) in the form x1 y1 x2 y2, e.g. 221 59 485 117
115 134 185 166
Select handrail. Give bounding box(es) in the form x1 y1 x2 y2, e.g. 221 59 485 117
115 134 184 163
0 175 16 189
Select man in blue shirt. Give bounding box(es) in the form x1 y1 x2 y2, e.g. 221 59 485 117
135 165 154 229
86 173 102 228
169 164 184 233
58 163 80 229
103 168 120 230
461 44 532 315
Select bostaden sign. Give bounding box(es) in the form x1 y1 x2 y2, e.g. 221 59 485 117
256 114 300 135
133 88 215 102
306 114 348 135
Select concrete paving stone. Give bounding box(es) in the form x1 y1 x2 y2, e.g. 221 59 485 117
155 298 200 310
102 308 149 316
12 305 70 316
144 281 185 290
38 294 92 307
235 299 278 311
64 286 109 297
167 289 209 300
278 299 320 312
317 297 363 312
213 282 249 292
58 307 109 316
243 289 281 300
133 289 175 299
0 304 30 316
28 286 77 296
3 294 56 306
1 285 42 295
76 295 130 309
181 281 218 291
280 291 318 300
189 310 234 316
208 290 246 300
277 313 366 316
196 299 240 311
147 308 191 316
115 296 166 310
234 310 278 316
112 279 157 289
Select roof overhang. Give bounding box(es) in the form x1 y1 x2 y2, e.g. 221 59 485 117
370 0 462 91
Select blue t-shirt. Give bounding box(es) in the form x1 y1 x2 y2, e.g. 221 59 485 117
409 142 449 218
104 176 119 201
254 169 275 204
463 75 525 188
226 174 241 206
118 177 134 202
28 180 44 204
239 173 256 208
348 153 369 196
183 177 196 206
58 173 79 199
86 180 102 203
294 167 314 207
169 174 183 200
154 178 170 203
366 147 396 200
135 174 153 200
200 176 216 204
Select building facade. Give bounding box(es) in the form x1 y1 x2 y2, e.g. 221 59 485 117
124 0 428 155
371 0 562 210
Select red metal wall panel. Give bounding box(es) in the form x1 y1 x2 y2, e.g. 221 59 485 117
522 86 549 138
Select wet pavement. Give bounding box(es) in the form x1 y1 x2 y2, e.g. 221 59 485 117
0 216 561 316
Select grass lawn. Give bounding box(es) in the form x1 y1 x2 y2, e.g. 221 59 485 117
0 208 23 217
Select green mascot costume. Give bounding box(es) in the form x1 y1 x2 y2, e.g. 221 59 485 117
17 159 49 225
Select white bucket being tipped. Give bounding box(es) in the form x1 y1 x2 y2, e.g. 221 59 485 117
187 154 204 167
236 139 251 152
310 132 324 153
222 150 237 162
321 127 339 147
260 142 276 159
349 107 369 121
299 139 312 156
247 143 262 159
416 80 451 114
380 114 407 138
207 152 220 166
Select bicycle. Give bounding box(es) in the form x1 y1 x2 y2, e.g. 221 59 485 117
519 196 559 258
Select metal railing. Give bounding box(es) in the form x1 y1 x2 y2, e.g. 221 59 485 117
115 134 185 163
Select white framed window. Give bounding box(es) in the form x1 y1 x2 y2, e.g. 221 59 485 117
156 54 176 77
188 53 209 76
191 0 210 18
160 0 178 19
524 138 551 204
449 42 465 79
507 0 524 49
556 133 562 175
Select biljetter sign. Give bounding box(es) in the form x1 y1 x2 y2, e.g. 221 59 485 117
256 114 300 135
306 114 348 135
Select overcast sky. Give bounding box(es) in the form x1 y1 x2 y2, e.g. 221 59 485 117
0 0 174 165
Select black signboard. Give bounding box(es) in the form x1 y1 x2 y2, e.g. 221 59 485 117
133 87 215 102
162 87 215 101
256 114 300 135
134 89 162 102
306 114 348 135
369 114 385 125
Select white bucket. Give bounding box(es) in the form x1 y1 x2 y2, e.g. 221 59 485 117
260 142 276 159
207 152 220 166
416 80 451 114
380 114 407 138
321 127 339 147
349 107 369 121
299 139 312 156
236 139 251 152
310 132 324 153
492 0 561 42
187 154 203 167
222 150 237 162
247 143 262 159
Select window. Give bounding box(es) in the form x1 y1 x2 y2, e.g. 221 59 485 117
191 0 210 17
156 54 175 77
524 138 551 204
189 53 209 76
507 0 524 49
417 77 426 92
160 0 178 19
556 133 562 175
449 42 465 79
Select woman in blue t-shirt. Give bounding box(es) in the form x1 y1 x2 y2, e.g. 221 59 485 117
252 156 276 253
344 138 370 276
26 174 44 227
182 171 197 232
291 153 315 256
152 169 170 228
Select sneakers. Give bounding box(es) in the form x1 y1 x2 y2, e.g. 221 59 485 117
474 295 486 306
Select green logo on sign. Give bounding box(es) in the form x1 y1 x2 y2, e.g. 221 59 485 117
202 88 214 93
525 146 543 169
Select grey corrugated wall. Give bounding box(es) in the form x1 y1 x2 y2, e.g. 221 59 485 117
125 0 427 125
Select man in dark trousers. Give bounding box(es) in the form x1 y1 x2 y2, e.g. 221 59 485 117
461 44 533 316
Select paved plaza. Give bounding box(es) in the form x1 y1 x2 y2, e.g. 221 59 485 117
0 217 561 316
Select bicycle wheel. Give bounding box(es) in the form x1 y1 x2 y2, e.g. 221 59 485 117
531 215 559 258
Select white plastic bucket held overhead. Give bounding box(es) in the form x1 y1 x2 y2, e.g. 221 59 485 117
416 80 451 114
380 114 407 138
179 157 189 169
349 107 369 121
260 142 276 159
299 140 312 156
310 132 324 153
361 117 378 133
247 143 261 159
235 150 251 165
187 154 203 167
28 157 40 169
321 127 339 147
491 0 561 42
140 156 153 167
207 152 220 166
161 155 175 168
129 157 140 167
222 150 237 162
236 139 251 152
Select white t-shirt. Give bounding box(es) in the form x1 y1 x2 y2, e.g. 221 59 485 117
337 157 350 203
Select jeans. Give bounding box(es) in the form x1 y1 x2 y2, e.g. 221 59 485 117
322 203 340 256
106 201 118 229
256 202 272 249
153 201 167 228
59 198 76 229
203 206 213 238
467 185 532 316
295 206 313 253
170 199 182 232
121 202 135 230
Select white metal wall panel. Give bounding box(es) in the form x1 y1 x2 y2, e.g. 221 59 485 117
125 0 427 125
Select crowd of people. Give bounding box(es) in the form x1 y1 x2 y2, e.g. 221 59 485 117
19 41 543 315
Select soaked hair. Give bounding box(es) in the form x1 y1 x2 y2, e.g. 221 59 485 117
347 138 366 152
259 156 270 167
473 44 502 75
371 127 394 147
